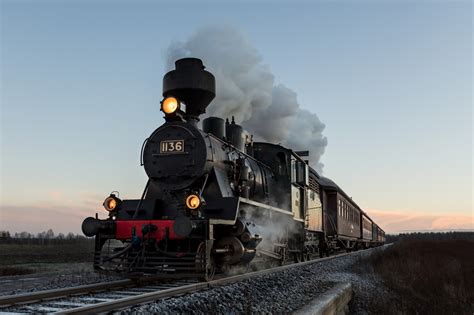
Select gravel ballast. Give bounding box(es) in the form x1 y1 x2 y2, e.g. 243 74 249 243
0 264 122 296
117 246 390 314
0 246 390 313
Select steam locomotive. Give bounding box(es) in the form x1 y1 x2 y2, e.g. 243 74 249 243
81 58 385 280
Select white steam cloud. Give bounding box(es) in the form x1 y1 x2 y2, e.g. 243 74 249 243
166 26 327 172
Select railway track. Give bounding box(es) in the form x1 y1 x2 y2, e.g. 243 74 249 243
0 251 356 314
0 278 200 314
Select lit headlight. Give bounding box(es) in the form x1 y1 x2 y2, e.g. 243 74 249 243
185 194 201 210
161 97 180 115
103 194 120 212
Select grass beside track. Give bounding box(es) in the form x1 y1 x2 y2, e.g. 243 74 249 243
365 240 474 314
0 239 94 275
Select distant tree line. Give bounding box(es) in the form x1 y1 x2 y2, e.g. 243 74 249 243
386 231 474 243
0 229 91 245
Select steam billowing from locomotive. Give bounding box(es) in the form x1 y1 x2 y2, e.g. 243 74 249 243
166 26 328 172
82 55 385 281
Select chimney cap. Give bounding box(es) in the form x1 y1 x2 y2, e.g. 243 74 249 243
163 58 215 117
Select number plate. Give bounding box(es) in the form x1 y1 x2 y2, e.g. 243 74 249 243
160 140 184 154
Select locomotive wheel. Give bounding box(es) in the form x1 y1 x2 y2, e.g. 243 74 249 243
280 252 286 266
302 251 309 262
215 236 245 265
276 246 287 266
275 235 288 266
293 252 303 263
205 261 215 281
196 242 215 281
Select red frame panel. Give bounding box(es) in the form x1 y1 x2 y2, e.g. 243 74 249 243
115 220 184 240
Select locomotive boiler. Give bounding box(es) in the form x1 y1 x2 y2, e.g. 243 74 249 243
82 57 385 280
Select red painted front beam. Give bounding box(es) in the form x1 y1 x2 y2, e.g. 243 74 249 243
115 220 184 240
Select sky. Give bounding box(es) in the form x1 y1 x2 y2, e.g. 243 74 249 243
1 0 472 235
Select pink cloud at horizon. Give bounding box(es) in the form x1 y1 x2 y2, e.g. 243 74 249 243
0 193 107 235
368 209 474 234
0 204 104 235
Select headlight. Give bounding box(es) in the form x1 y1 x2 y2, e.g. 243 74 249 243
161 97 180 115
103 194 120 211
185 194 201 210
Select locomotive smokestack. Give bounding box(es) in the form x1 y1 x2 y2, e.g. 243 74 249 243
163 58 215 119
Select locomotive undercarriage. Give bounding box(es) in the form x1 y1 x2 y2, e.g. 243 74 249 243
92 218 260 280
237 204 314 267
91 215 376 279
91 204 318 279
251 230 322 266
93 228 216 280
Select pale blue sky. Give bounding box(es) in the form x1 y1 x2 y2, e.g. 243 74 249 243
1 0 472 233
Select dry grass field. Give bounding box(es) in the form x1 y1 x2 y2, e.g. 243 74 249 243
365 239 474 314
0 239 94 275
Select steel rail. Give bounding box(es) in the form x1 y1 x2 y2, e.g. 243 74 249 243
0 279 134 307
54 251 355 314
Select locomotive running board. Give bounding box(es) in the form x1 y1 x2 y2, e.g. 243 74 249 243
239 197 304 222
239 197 292 215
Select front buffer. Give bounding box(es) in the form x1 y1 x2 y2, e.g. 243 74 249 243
82 216 215 280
